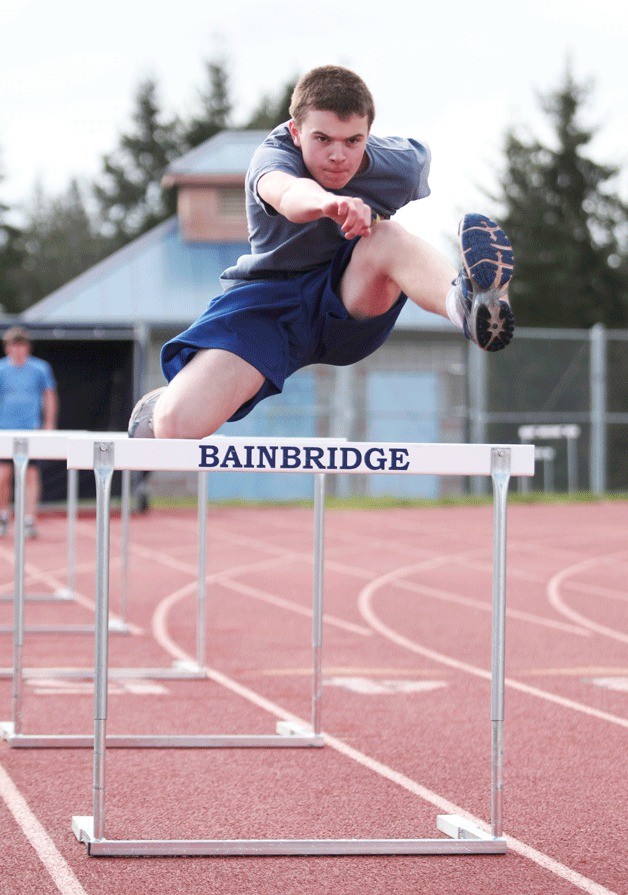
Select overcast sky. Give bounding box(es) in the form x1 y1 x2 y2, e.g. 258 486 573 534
1 0 626 256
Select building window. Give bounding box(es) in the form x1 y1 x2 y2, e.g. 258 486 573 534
218 188 246 218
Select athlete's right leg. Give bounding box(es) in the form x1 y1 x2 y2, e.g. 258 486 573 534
132 348 265 440
0 463 11 535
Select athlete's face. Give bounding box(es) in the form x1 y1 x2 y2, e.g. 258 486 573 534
289 110 370 190
4 341 30 366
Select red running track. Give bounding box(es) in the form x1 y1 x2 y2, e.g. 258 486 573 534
0 500 626 895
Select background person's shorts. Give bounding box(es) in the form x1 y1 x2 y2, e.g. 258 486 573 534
161 238 407 421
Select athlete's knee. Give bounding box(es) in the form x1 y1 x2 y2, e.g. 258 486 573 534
353 219 411 277
153 393 219 440
372 218 409 246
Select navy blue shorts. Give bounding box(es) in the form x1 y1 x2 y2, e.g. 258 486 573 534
161 238 407 421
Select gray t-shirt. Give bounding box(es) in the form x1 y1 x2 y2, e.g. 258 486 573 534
221 122 431 287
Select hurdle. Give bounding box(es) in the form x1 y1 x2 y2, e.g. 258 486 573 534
0 430 133 642
70 436 534 857
0 431 222 748
0 430 93 607
3 435 346 748
0 430 142 746
518 424 580 493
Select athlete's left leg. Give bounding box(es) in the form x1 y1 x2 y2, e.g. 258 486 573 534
338 219 455 320
340 215 515 352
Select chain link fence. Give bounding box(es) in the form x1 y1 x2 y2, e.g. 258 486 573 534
145 324 627 501
468 325 628 494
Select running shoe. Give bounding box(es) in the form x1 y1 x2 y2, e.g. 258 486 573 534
128 387 166 438
454 213 515 352
24 517 38 539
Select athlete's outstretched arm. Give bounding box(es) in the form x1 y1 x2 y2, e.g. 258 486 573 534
257 171 374 240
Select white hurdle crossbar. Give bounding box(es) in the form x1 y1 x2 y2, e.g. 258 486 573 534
70 436 534 857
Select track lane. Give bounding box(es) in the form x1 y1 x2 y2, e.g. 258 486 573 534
0 502 625 895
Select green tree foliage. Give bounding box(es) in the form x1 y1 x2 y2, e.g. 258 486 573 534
181 58 233 149
94 78 179 249
495 68 627 328
244 79 296 130
5 59 299 311
15 180 108 307
0 165 25 314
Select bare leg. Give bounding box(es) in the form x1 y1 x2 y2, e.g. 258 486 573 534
153 348 265 439
0 464 11 515
25 465 40 520
339 220 456 319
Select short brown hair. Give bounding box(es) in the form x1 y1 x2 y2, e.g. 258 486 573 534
289 65 375 128
2 326 31 346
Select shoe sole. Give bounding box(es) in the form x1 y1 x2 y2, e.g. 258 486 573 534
128 387 166 438
459 214 515 352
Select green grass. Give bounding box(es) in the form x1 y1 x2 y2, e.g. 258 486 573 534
147 490 628 511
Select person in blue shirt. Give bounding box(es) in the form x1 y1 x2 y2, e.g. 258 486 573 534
129 65 514 439
0 327 58 537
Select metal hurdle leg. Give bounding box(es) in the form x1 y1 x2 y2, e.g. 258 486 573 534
311 473 325 736
113 468 131 630
0 457 127 635
172 470 208 674
276 472 326 739
438 447 510 844
73 442 511 856
63 467 78 600
11 439 28 735
490 447 510 838
0 460 76 608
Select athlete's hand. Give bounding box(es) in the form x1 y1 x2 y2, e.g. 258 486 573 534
322 196 374 239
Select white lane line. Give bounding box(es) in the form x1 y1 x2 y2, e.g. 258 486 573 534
218 577 372 636
547 552 628 644
0 763 88 895
321 548 590 637
358 565 628 729
564 580 628 604
150 597 619 895
393 577 589 636
151 572 371 650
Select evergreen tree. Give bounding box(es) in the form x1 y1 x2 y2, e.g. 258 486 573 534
494 67 627 327
0 164 25 314
244 79 296 130
94 78 179 249
16 179 108 306
180 58 233 149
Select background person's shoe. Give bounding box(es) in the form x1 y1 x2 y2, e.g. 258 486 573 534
0 516 9 537
454 213 515 352
24 517 38 539
128 387 166 438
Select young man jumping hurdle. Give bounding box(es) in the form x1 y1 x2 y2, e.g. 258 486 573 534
129 65 514 439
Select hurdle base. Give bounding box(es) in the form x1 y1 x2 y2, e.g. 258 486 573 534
108 618 131 634
72 815 507 856
0 620 132 636
276 720 316 737
436 814 502 843
2 728 324 749
0 589 74 603
0 663 209 681
0 721 15 741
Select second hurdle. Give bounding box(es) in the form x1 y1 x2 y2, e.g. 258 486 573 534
69 435 534 857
